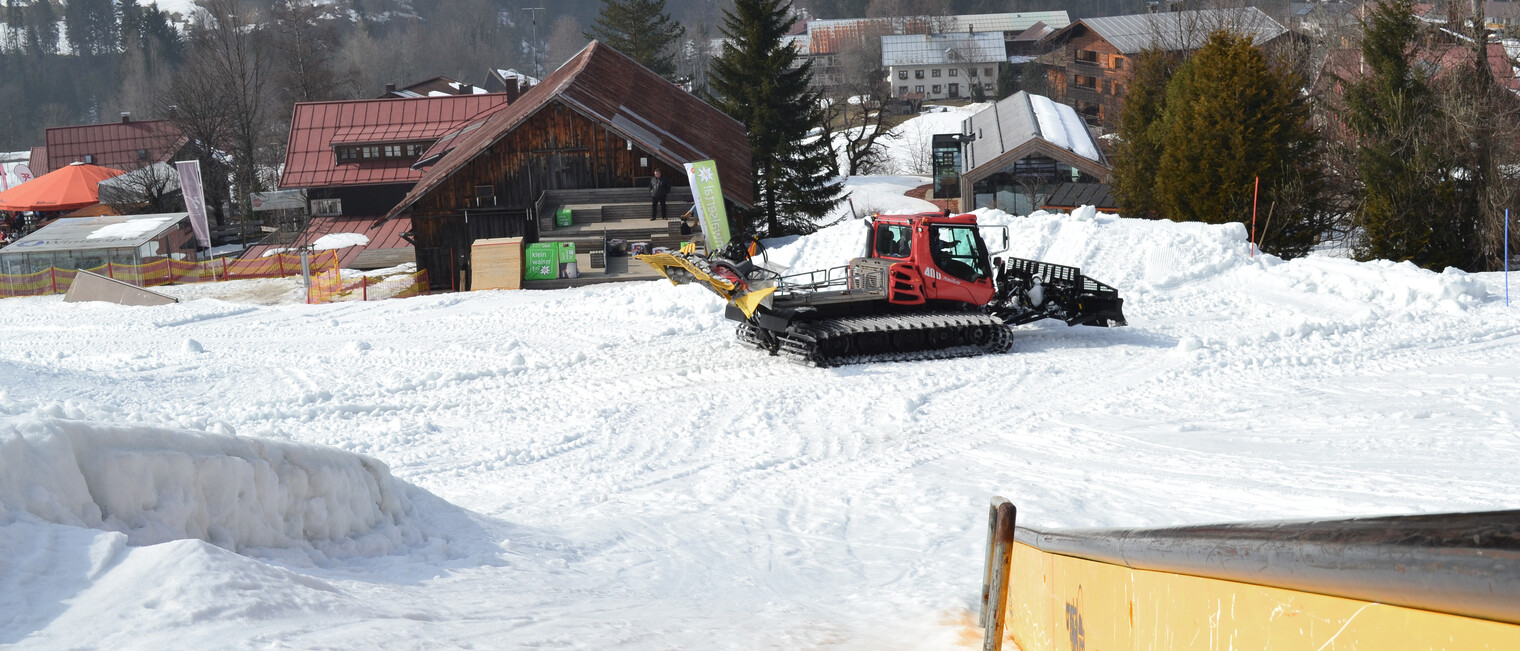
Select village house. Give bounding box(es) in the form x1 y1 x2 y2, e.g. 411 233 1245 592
32 112 187 178
798 12 1070 93
944 90 1111 214
1038 7 1289 132
378 41 752 291
884 32 1006 101
260 93 512 270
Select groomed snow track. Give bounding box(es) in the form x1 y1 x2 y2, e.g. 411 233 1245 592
738 311 1013 367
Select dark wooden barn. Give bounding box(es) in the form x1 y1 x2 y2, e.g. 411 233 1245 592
379 41 753 291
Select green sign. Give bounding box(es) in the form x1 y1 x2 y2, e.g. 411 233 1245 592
683 160 731 252
525 243 559 280
525 242 576 280
555 207 572 228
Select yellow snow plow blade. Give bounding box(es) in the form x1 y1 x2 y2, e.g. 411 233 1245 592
636 253 776 318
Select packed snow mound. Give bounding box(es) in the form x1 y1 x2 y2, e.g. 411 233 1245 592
0 417 422 556
764 206 1489 316
312 232 370 250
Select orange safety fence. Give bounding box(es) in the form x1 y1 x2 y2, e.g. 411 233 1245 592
0 250 346 299
305 267 343 304
307 268 430 304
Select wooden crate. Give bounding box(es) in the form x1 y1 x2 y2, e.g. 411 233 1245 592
471 236 524 290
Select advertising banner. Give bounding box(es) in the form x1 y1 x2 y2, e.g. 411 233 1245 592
683 160 731 252
174 160 211 249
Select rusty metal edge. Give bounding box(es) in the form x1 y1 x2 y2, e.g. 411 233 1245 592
1012 509 1520 626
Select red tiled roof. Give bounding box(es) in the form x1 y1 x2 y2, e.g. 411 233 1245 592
28 146 48 176
1319 43 1520 94
242 215 413 269
43 118 185 173
279 94 512 190
385 41 753 222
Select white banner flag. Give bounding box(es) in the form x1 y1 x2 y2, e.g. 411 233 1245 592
175 160 211 250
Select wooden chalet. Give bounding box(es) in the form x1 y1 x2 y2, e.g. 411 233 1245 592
268 93 512 269
381 41 752 291
1039 7 1288 132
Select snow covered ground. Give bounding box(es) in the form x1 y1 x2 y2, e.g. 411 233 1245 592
2 204 1519 648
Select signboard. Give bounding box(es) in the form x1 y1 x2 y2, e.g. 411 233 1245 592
1 163 33 192
251 190 307 212
174 160 211 249
683 160 732 252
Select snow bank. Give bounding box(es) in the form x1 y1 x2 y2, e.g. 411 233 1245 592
312 233 370 251
0 417 421 556
766 204 1490 317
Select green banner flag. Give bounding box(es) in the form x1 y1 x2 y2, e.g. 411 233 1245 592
683 160 731 253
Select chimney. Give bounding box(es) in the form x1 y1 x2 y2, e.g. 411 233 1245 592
121 111 132 123
459 82 473 94
167 105 178 119
385 83 396 94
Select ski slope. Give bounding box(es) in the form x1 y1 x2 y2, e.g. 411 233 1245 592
1 205 1518 649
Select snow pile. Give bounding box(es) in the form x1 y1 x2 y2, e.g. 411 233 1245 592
0 417 421 556
312 233 370 251
767 204 1490 319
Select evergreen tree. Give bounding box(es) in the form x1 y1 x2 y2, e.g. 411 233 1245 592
1341 0 1467 269
1110 49 1180 220
585 0 685 80
708 0 842 236
1153 30 1325 257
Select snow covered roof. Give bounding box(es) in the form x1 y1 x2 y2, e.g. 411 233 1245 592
881 32 1005 67
1050 7 1287 55
804 12 1069 56
961 91 1108 179
1 213 188 254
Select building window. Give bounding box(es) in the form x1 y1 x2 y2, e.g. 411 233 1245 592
137 149 148 160
915 69 924 79
899 70 907 79
83 154 94 164
984 67 994 77
932 68 941 77
1114 83 1125 96
949 68 957 77
970 68 978 77
899 85 909 95
335 142 430 164
1074 74 1098 90
1113 56 1125 70
1076 49 1099 64
984 83 994 91
932 84 941 94
915 85 924 93
311 198 342 216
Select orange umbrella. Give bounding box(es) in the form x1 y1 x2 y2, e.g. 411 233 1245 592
0 161 125 212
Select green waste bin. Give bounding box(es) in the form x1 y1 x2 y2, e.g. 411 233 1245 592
525 243 559 280
555 207 573 228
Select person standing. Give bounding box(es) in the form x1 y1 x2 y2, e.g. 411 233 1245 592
650 169 670 221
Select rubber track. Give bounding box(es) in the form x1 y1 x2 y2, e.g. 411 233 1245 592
736 312 1013 367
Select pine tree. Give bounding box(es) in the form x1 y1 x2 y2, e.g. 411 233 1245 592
708 0 842 236
1153 30 1325 257
1341 0 1475 269
586 0 685 80
1110 49 1180 220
